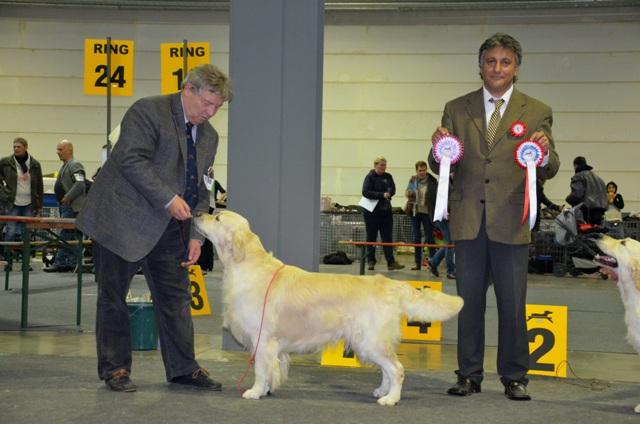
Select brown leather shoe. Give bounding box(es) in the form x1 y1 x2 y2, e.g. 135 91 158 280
105 369 137 392
171 368 222 391
387 262 405 271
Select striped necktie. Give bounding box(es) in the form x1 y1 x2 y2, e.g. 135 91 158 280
184 122 199 210
486 98 504 149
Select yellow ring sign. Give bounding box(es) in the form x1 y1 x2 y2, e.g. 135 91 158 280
83 38 134 96
160 42 210 94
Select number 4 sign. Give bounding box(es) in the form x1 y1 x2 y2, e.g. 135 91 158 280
526 304 568 378
83 38 134 96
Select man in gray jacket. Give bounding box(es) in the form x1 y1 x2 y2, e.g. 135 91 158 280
77 64 231 393
44 139 86 272
565 156 607 225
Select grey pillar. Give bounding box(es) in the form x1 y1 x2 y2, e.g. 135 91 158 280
228 0 324 272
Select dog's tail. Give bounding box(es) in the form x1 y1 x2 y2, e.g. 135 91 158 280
397 283 463 323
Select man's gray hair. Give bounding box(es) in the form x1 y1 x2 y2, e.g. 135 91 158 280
182 63 233 102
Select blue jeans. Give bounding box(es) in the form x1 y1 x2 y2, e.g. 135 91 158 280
4 204 33 242
52 205 79 267
430 220 455 274
411 213 435 267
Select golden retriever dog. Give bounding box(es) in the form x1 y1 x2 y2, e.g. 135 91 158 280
194 210 463 406
596 235 640 413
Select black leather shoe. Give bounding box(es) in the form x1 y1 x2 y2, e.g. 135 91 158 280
504 381 531 401
105 369 137 392
447 378 481 396
43 265 74 273
367 262 375 271
171 368 222 391
430 266 440 277
387 262 405 271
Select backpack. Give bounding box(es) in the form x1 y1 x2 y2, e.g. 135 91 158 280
322 250 353 265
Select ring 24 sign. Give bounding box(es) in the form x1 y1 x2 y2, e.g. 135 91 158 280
83 38 134 96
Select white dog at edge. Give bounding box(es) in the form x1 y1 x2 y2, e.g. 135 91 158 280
596 235 640 413
195 210 463 406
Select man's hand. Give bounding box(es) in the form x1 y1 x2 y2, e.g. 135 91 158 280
531 131 550 153
431 126 450 144
167 196 192 221
181 239 201 268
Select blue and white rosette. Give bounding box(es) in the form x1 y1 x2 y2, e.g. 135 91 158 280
432 135 463 222
514 140 544 229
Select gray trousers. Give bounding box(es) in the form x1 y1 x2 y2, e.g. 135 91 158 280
454 218 530 386
94 219 199 381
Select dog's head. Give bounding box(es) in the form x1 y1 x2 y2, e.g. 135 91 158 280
596 235 640 289
194 210 258 263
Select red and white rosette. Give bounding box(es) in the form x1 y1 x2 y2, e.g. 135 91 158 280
509 120 527 138
432 134 464 222
514 139 544 229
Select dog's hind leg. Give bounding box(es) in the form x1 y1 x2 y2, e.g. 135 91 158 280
355 343 404 406
243 338 279 400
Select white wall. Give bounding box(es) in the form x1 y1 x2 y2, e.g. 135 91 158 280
1 7 639 211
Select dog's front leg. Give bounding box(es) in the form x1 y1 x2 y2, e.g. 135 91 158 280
243 339 278 400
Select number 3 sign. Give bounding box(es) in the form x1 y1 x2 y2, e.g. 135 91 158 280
188 265 211 316
526 304 568 378
84 38 134 96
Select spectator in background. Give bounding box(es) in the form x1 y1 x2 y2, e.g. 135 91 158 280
606 181 624 212
604 181 625 238
361 156 404 271
405 160 437 272
44 139 86 272
0 137 44 241
565 156 607 225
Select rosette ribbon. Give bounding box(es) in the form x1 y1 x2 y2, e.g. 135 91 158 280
514 140 544 229
432 135 463 222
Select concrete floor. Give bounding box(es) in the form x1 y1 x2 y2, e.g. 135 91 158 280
1 255 640 423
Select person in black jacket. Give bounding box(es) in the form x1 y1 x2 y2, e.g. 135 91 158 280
565 156 607 225
361 156 404 271
606 181 624 211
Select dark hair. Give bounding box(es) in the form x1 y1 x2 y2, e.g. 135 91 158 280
606 181 618 191
573 156 587 167
415 160 427 170
479 33 522 83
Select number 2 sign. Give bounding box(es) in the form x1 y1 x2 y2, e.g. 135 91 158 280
84 38 134 96
526 304 568 378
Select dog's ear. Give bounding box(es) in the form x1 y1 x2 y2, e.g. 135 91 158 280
231 230 249 262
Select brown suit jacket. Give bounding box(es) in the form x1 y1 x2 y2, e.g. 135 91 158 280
429 87 560 245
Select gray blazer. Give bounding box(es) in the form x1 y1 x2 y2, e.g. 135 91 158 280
76 93 218 262
57 159 86 213
429 88 560 245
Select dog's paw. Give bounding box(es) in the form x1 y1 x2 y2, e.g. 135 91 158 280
373 387 388 398
242 388 262 400
634 403 640 413
376 395 400 406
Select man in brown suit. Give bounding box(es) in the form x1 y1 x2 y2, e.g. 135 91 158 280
429 33 560 401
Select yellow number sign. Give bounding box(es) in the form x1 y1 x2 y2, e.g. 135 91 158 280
188 265 211 316
526 304 568 378
320 339 362 368
160 42 210 94
401 281 443 342
83 38 134 96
